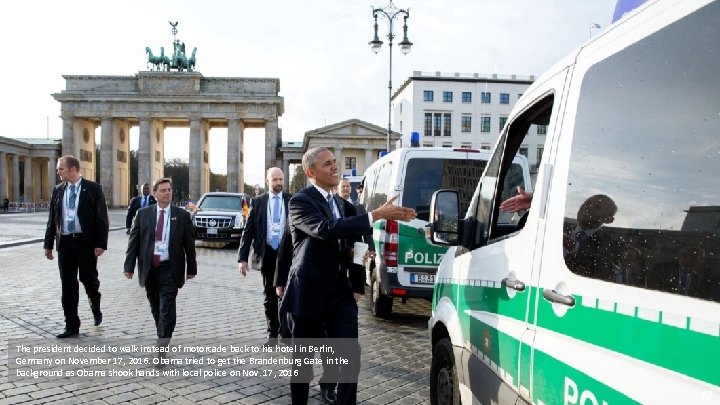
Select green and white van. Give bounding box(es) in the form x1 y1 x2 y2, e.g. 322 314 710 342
426 1 720 404
360 147 531 317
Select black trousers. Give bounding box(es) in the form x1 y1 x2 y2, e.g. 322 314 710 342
58 235 101 329
145 262 178 339
288 286 360 405
261 245 280 337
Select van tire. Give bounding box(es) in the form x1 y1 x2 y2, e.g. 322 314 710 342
370 271 393 318
430 338 460 405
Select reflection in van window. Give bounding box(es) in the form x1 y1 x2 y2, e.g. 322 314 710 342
563 2 720 301
368 162 392 211
404 159 487 221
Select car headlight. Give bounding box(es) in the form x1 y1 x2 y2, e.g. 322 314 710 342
234 215 243 228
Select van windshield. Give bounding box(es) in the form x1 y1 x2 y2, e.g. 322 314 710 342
403 158 491 221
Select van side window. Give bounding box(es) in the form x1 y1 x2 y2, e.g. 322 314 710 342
404 158 486 222
367 162 392 211
472 95 553 245
562 3 720 302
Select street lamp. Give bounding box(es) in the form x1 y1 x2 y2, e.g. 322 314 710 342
369 1 412 153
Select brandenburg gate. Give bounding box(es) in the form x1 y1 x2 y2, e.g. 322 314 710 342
52 71 283 206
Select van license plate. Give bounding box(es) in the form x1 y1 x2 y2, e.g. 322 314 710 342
410 274 435 284
207 228 218 235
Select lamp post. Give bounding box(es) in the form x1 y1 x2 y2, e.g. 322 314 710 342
369 1 412 153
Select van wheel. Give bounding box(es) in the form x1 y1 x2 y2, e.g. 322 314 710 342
430 338 460 405
370 272 393 318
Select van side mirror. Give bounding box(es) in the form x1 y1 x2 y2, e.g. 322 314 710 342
426 190 460 246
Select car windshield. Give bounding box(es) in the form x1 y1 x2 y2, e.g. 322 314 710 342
404 158 490 221
198 195 244 211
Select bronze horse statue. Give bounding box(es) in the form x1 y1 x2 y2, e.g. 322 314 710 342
145 47 169 71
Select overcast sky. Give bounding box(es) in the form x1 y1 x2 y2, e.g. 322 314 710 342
0 0 615 185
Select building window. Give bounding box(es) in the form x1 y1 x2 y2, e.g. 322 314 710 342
480 116 491 133
537 124 547 135
461 116 472 132
518 93 523 100
499 116 508 132
443 113 452 136
423 143 433 147
399 121 403 131
462 92 472 103
442 143 453 148
481 92 491 103
427 112 452 136
460 142 472 149
481 143 491 150
423 90 434 102
500 93 510 104
443 91 453 102
345 157 356 170
536 147 544 167
519 147 528 157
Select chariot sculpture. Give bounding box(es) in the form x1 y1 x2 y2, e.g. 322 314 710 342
145 21 197 72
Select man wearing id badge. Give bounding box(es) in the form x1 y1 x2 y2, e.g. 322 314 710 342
44 155 109 338
237 167 291 344
124 178 197 353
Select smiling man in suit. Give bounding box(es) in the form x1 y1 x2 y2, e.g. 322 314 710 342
124 178 197 352
44 155 109 338
282 147 416 405
237 167 291 343
126 182 157 235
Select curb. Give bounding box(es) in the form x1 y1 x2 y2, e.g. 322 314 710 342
0 227 127 249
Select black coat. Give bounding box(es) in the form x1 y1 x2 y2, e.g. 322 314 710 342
237 191 291 263
124 205 197 289
279 187 370 319
44 179 109 251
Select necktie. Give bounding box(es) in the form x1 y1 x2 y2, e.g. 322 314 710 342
142 196 147 208
327 194 338 219
270 196 280 250
68 184 77 232
152 209 165 268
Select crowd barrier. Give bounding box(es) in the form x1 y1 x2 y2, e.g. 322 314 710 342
2 202 50 213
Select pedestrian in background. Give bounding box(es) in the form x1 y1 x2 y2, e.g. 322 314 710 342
126 182 157 234
43 155 109 338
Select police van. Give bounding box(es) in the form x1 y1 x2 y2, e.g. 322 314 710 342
425 1 720 404
360 147 531 317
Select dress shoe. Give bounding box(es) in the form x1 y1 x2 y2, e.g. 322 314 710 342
56 328 79 338
155 351 167 369
320 387 337 404
93 312 103 326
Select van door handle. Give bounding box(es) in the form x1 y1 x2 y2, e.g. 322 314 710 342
502 278 525 291
542 289 575 307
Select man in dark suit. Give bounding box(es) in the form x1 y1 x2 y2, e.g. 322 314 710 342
126 182 157 234
43 155 109 338
237 167 291 342
282 147 415 405
124 178 197 353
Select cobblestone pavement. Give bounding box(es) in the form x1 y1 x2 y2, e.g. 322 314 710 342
0 210 433 404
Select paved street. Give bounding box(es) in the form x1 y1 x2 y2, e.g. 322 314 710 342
0 210 432 404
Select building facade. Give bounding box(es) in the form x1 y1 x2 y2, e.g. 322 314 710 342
392 71 547 170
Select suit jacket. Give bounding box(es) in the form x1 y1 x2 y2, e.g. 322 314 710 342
237 191 291 263
563 223 620 281
43 178 109 251
126 194 157 229
124 205 197 289
279 187 371 319
275 198 365 293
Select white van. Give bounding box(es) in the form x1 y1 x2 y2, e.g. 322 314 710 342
360 147 531 317
426 1 720 404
